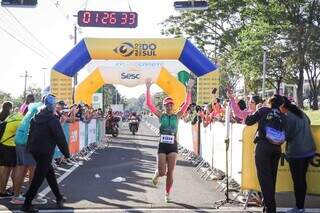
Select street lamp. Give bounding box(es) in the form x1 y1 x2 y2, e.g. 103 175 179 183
41 67 48 91
262 46 268 99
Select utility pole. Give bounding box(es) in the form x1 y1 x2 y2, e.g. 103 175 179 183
72 24 78 104
20 70 32 100
41 67 48 90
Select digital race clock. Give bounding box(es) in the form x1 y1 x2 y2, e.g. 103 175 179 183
77 10 138 28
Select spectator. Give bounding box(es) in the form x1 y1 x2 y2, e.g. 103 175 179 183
0 101 23 199
67 104 78 123
60 106 70 124
211 98 225 120
280 96 316 213
21 94 70 212
228 89 261 123
0 101 13 121
11 102 46 205
75 104 85 121
55 100 66 121
191 105 203 125
201 104 213 127
19 94 35 116
245 95 285 213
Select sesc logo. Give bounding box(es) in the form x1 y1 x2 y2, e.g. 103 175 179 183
113 42 134 57
121 73 140 80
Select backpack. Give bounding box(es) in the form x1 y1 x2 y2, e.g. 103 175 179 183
0 121 8 141
0 114 20 144
264 109 286 145
15 102 42 145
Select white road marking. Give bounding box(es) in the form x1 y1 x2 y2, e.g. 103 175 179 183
1 207 320 213
38 149 95 198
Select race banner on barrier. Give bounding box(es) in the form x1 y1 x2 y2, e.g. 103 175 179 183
241 124 320 194
69 122 80 155
88 119 97 145
54 123 70 158
79 122 86 151
52 119 104 158
192 123 200 156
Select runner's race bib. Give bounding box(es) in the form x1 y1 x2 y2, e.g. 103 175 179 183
160 134 175 144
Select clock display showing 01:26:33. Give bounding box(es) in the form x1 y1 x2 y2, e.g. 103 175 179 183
77 10 138 28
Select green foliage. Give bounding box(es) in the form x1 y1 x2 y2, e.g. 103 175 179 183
152 92 166 112
0 86 42 109
161 0 320 107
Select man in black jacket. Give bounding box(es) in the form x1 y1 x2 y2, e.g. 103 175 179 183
21 94 70 213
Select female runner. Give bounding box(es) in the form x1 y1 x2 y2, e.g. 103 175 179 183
145 78 194 202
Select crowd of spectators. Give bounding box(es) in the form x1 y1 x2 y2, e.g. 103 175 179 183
181 88 277 127
54 101 104 124
0 94 109 208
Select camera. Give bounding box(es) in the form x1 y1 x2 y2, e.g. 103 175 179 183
211 88 217 95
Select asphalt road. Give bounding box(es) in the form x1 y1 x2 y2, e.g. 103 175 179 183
0 121 319 213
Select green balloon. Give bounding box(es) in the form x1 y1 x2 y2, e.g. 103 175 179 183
177 70 190 86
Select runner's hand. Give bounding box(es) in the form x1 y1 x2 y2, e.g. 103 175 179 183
187 79 195 91
145 78 153 88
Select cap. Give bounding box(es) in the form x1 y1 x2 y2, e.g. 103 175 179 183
43 94 56 111
57 100 66 106
163 97 174 105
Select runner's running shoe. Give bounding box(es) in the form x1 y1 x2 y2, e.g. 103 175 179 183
32 197 47 205
152 171 159 186
10 195 25 205
165 193 172 203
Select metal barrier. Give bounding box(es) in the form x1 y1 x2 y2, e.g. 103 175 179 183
143 115 259 208
53 118 110 166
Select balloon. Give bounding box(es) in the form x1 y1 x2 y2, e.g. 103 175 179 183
177 70 190 86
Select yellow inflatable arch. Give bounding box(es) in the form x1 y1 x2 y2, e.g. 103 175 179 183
75 65 186 111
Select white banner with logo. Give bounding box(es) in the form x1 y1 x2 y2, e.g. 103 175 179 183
99 65 161 87
177 120 193 151
79 121 86 150
92 93 103 109
88 119 97 145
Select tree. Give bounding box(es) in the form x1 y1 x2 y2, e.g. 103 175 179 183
152 92 166 111
304 26 320 110
16 86 42 106
161 0 320 108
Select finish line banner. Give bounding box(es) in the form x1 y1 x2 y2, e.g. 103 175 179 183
241 124 320 194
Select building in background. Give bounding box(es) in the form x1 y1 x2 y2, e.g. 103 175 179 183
196 71 220 105
51 71 73 105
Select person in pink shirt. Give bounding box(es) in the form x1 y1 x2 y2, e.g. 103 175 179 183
19 94 35 116
228 90 261 123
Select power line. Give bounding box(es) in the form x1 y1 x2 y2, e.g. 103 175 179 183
0 23 47 59
1 7 57 58
127 0 132 12
0 9 50 59
84 0 88 10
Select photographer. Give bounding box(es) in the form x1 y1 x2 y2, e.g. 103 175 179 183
191 105 203 125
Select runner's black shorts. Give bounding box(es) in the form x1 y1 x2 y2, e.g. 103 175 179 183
0 144 17 167
158 142 178 155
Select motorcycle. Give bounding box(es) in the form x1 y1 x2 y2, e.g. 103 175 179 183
105 116 120 137
129 119 139 135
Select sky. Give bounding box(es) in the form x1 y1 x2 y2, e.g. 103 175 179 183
0 0 188 98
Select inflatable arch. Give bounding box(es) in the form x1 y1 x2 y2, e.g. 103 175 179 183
51 38 218 108
75 65 187 111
